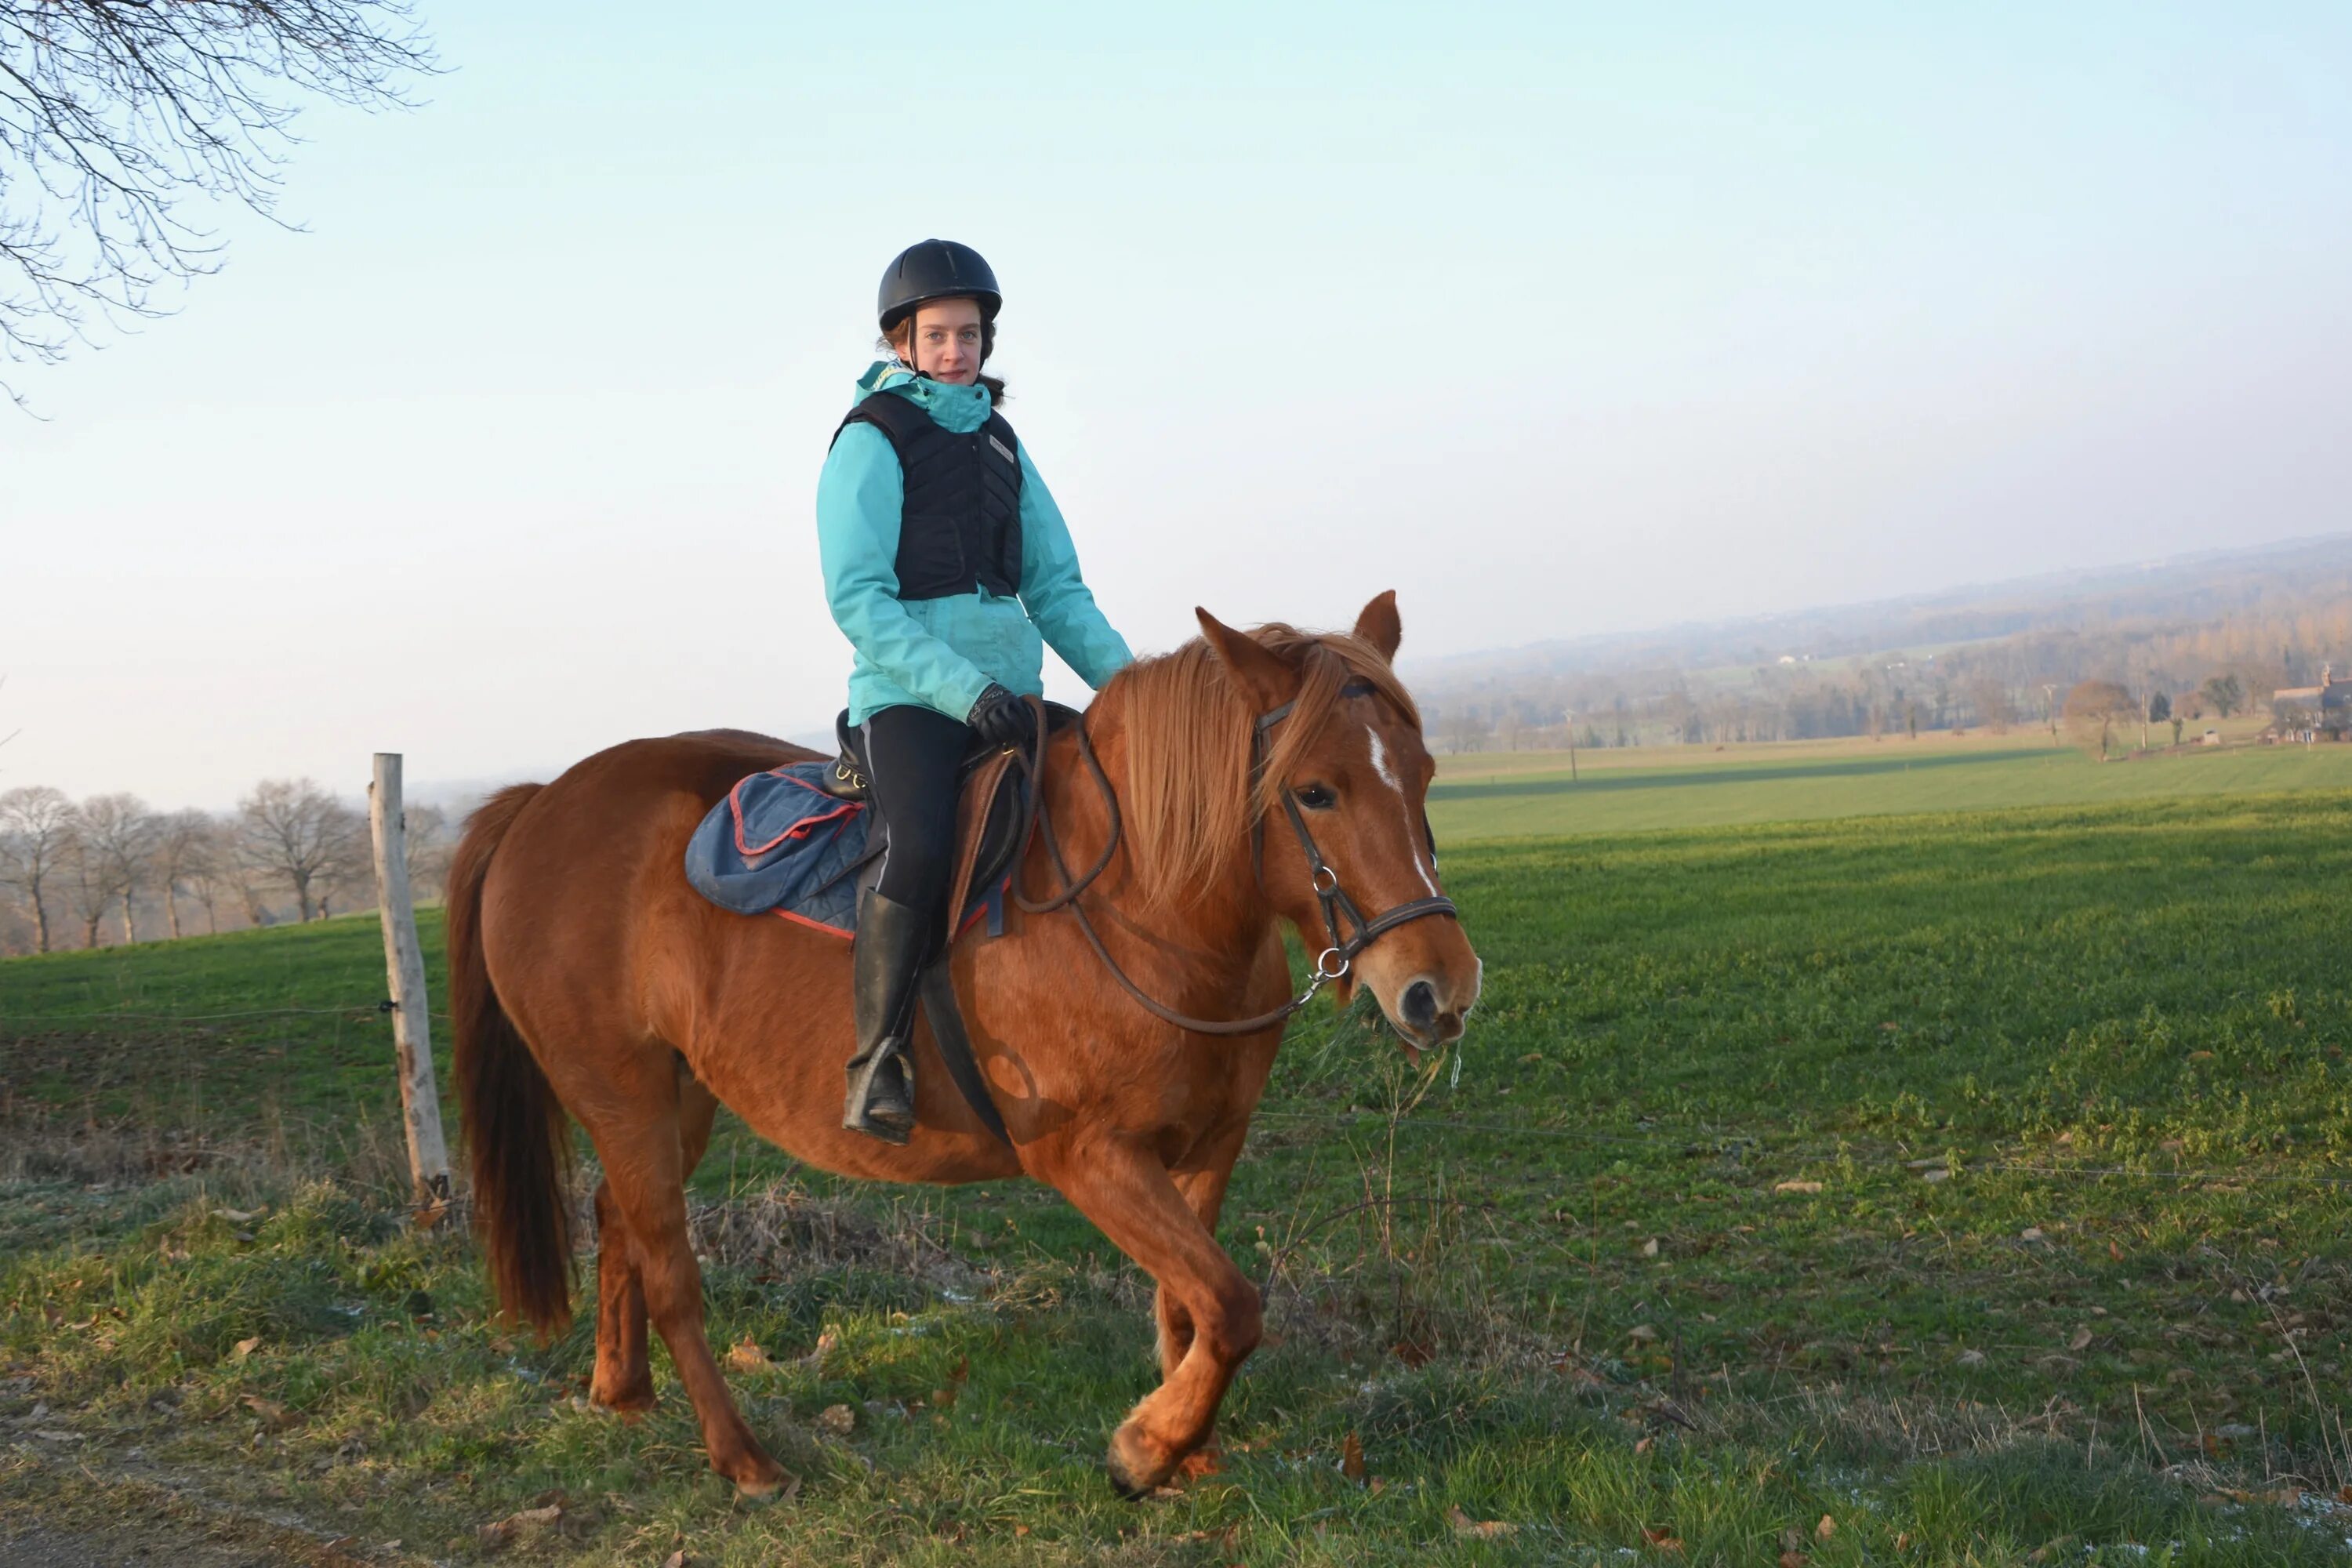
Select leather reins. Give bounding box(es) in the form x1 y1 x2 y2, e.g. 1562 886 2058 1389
1006 684 1459 1038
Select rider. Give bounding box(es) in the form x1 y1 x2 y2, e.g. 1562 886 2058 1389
818 239 1134 1143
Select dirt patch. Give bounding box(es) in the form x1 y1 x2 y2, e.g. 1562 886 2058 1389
0 1455 401 1568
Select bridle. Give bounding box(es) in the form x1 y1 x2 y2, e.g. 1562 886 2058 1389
1008 682 1460 1038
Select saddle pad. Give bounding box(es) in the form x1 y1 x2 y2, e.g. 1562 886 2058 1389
683 760 1007 938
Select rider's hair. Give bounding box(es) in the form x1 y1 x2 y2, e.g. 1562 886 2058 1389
880 313 1007 405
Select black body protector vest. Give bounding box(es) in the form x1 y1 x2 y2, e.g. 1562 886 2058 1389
833 391 1025 601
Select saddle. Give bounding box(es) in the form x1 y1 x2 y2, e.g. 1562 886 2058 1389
819 704 1076 940
682 702 1080 1145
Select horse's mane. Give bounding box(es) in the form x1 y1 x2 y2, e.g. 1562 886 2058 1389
1104 624 1420 911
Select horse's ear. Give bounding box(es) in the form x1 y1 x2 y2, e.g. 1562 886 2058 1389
1352 590 1402 662
1196 608 1294 713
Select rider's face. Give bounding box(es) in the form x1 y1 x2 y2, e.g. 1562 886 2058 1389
906 298 985 384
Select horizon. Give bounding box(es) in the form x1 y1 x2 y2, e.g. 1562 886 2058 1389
6 3 2350 808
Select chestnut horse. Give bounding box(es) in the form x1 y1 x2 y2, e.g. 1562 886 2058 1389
447 593 1481 1497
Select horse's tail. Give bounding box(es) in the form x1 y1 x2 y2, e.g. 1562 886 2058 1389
448 782 574 1335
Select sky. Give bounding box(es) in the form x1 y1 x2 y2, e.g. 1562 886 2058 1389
4 2 2349 808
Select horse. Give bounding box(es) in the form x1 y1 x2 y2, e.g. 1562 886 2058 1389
446 593 1482 1497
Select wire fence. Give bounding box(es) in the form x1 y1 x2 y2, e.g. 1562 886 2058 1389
9 1006 2352 1192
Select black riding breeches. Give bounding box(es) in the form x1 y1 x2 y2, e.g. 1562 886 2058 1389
862 702 972 920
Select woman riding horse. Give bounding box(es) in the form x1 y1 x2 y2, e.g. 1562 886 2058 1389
819 238 1134 1142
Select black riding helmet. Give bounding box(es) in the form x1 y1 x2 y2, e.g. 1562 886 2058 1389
877 239 1001 332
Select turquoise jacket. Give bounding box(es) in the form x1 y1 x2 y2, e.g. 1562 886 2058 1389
817 362 1134 726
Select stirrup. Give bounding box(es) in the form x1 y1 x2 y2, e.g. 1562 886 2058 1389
844 1038 915 1145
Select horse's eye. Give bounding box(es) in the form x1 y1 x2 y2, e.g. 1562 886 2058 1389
1297 784 1337 811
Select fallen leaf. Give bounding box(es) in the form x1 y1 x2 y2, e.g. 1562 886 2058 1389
726 1338 771 1373
240 1394 295 1429
212 1207 263 1224
1391 1337 1436 1367
1896 1531 1912 1552
1447 1506 1515 1538
2027 1534 2077 1564
1641 1237 1661 1258
1956 1349 1987 1367
477 1503 562 1554
1641 1525 1683 1553
1816 1514 1837 1542
1341 1430 1366 1483
1780 1554 1809 1568
2020 1226 2044 1242
1781 1528 1805 1552
1627 1324 1660 1343
801 1329 838 1369
2110 1239 2125 1261
1634 1436 1653 1454
1920 1167 1953 1184
231 1335 263 1361
662 1554 687 1568
1775 1180 1823 1195
815 1403 855 1438
2069 1327 2093 1352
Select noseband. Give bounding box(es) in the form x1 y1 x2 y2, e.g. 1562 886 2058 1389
1010 683 1460 1039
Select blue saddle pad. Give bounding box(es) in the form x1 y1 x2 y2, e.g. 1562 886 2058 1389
684 761 1008 938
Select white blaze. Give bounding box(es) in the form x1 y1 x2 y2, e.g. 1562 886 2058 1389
1368 724 1440 897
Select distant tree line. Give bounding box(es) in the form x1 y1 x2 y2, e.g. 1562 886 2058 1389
1420 597 2343 753
0 779 452 956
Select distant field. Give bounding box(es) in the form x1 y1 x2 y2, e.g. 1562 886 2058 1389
7 794 2352 1563
1432 730 2352 838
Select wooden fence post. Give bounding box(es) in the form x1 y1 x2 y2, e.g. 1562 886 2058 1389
369 753 452 1223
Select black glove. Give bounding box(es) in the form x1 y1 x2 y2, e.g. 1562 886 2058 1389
967 684 1033 749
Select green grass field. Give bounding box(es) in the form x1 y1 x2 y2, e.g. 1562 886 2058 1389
1432 736 2352 839
9 753 2352 1564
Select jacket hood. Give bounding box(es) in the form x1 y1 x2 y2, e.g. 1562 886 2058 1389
853 360 993 434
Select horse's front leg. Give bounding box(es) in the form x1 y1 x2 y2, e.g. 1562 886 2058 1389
1153 1119 1250 1382
1041 1127 1261 1497
1152 1120 1250 1481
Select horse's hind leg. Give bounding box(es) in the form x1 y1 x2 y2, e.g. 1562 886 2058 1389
589 1068 720 1417
576 1057 786 1496
589 1181 654 1414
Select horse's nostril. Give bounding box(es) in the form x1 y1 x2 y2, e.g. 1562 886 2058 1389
1402 980 1439 1030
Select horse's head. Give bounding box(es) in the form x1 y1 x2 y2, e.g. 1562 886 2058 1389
1192 593 1482 1052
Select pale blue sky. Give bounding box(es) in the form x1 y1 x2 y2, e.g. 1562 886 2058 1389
5 3 2348 805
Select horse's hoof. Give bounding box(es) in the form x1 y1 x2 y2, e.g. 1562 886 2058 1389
1105 1425 1177 1500
1105 1454 1150 1501
588 1389 655 1422
729 1458 800 1503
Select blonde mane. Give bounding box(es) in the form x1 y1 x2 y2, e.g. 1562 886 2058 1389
1102 624 1421 910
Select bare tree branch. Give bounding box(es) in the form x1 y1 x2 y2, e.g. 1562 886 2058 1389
238 775 358 921
0 1 437 406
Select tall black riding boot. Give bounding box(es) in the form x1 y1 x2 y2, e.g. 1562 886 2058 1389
844 889 930 1144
